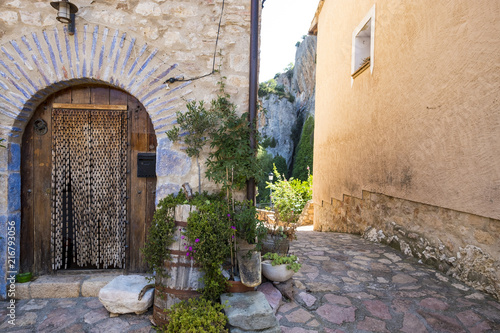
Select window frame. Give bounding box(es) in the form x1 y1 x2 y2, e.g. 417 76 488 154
351 5 376 80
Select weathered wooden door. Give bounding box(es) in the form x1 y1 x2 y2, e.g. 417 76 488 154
21 86 157 275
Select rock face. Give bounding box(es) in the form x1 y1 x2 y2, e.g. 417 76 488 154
98 275 154 316
221 291 280 332
258 35 317 167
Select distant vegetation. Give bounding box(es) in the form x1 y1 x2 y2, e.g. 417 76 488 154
256 146 287 205
291 115 314 181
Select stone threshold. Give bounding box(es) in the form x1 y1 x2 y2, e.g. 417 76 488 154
14 270 128 300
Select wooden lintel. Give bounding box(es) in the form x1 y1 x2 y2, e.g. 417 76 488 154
53 103 128 111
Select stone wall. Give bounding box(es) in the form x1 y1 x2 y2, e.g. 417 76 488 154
297 200 313 226
257 201 314 227
0 0 256 299
314 191 500 300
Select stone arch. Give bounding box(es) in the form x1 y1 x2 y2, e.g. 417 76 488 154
0 24 194 140
0 24 196 297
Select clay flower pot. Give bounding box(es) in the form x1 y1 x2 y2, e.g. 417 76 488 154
261 260 296 282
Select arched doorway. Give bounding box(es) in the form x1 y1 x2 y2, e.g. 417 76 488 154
20 85 157 275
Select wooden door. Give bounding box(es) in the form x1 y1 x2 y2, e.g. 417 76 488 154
21 85 157 275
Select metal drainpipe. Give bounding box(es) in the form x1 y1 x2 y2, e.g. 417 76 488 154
247 0 259 204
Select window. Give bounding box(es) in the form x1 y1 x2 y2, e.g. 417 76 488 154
351 5 375 79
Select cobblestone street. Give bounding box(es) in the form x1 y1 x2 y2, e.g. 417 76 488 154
1 230 500 332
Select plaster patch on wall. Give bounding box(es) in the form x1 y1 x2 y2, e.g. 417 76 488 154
155 183 182 204
156 137 191 177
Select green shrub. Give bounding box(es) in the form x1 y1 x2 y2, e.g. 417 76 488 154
261 136 277 149
232 200 267 248
258 79 294 102
185 198 232 302
141 192 185 279
256 149 288 204
161 297 228 333
267 165 312 223
262 252 302 272
291 115 314 181
0 138 5 148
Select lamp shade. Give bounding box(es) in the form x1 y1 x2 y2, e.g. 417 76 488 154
50 0 78 24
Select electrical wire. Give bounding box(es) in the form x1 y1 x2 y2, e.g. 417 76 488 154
164 0 225 84
0 0 227 88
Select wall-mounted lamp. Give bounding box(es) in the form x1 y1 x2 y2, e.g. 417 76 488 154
50 0 78 35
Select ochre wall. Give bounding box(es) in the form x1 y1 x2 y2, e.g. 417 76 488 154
314 0 500 220
313 0 500 299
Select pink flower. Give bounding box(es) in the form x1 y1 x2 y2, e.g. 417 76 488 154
227 214 231 217
186 252 190 256
193 250 196 253
188 246 192 251
195 238 200 243
181 235 185 239
231 226 236 230
232 235 235 239
185 246 188 249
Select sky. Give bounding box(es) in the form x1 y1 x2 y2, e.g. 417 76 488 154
259 0 320 82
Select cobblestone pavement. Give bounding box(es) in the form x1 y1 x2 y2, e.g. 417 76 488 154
1 230 499 332
277 230 500 332
0 297 155 332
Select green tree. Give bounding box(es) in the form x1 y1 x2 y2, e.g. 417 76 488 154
292 116 314 181
166 101 215 193
256 149 288 205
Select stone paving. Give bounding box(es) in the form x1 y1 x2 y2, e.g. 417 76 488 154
276 230 500 333
0 229 499 332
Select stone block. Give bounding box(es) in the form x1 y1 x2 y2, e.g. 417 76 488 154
0 11 18 25
221 291 279 332
81 274 120 297
98 275 154 315
30 275 81 298
257 282 282 314
14 282 30 299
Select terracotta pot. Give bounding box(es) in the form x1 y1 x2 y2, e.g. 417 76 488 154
227 280 255 293
261 260 296 282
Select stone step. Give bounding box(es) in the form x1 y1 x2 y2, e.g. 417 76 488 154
221 291 280 333
13 272 127 299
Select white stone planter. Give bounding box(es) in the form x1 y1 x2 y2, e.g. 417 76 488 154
261 260 297 282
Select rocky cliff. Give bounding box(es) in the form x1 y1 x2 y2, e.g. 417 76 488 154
258 35 317 169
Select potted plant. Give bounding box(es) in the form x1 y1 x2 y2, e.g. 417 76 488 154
262 209 298 255
261 252 302 282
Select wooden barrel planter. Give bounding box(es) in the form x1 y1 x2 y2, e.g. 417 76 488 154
153 205 204 328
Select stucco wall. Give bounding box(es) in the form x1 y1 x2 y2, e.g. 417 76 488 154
313 0 500 299
314 0 500 220
0 0 255 299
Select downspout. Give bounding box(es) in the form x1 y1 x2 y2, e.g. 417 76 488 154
247 0 259 203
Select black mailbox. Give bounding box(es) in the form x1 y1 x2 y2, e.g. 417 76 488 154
137 153 156 177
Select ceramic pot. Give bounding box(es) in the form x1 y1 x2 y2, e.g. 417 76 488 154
261 260 296 282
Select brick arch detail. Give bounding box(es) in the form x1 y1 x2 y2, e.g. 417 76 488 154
0 24 193 140
0 24 195 298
